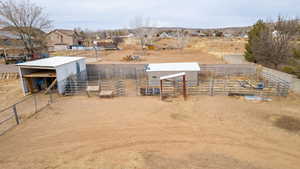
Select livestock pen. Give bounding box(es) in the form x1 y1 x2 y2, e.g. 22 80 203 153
64 64 290 97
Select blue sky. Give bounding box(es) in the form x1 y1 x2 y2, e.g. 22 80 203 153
31 0 299 30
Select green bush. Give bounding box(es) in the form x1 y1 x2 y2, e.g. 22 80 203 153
244 44 255 62
282 66 295 74
293 48 300 59
244 20 267 63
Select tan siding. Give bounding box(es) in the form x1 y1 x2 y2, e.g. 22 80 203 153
47 31 74 46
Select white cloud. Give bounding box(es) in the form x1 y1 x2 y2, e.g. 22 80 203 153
30 0 300 30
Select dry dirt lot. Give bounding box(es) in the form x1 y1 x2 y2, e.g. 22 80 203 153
0 80 23 109
0 94 300 169
50 37 246 64
51 48 224 64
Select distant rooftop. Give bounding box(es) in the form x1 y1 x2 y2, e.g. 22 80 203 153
49 29 74 37
146 62 200 72
0 31 19 39
17 56 85 68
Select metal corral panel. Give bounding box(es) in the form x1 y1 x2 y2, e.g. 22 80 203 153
146 62 200 72
56 59 87 94
17 56 85 68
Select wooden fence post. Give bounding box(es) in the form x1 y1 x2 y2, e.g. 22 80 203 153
12 105 19 125
49 89 53 104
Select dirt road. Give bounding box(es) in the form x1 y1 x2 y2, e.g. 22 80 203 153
0 95 300 169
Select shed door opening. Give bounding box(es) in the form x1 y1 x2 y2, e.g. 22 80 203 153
21 68 57 94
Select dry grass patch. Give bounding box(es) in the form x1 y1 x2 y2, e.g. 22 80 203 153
274 115 300 133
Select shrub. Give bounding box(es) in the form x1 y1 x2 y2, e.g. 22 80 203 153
244 20 267 63
282 66 295 74
293 48 300 59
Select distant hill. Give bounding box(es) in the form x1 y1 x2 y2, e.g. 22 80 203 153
129 26 252 36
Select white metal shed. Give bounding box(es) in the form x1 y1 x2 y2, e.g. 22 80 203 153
145 62 201 86
17 56 86 95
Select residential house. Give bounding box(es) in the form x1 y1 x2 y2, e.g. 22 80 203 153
97 41 118 50
0 30 26 62
159 32 171 39
47 29 82 51
223 33 233 38
190 31 207 37
0 28 47 63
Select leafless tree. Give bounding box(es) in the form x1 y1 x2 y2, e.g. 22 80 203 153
0 0 51 55
176 29 190 49
251 16 299 69
130 16 157 51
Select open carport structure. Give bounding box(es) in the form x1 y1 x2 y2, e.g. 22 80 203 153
17 56 86 95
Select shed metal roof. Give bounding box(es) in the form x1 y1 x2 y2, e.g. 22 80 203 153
17 56 85 68
146 62 200 72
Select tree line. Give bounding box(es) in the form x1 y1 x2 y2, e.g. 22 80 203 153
245 16 300 77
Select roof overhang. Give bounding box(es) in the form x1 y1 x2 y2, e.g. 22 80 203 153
146 62 200 72
19 66 56 70
16 56 85 69
160 72 186 80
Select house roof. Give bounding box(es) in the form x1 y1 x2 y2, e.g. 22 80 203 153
48 29 74 37
0 31 19 39
146 62 200 72
0 27 45 37
17 56 85 68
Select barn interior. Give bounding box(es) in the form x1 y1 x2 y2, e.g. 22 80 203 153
20 67 57 94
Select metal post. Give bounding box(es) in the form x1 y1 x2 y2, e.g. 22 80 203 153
183 75 187 100
160 80 163 100
209 74 213 96
13 105 19 125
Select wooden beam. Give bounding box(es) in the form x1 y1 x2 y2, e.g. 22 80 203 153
44 78 57 94
23 72 56 78
26 78 34 94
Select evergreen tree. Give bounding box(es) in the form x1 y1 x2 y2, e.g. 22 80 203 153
244 20 267 62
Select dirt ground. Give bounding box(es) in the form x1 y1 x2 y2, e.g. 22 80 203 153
1 38 299 169
50 37 246 64
0 93 300 169
0 80 23 109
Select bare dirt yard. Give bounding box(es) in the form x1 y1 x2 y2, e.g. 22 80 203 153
0 93 300 169
0 80 23 109
50 37 247 64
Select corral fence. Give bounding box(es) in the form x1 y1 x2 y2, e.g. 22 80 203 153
136 64 290 97
0 72 19 81
67 64 290 97
86 64 257 79
63 72 126 96
137 78 289 98
0 91 57 136
86 64 146 79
